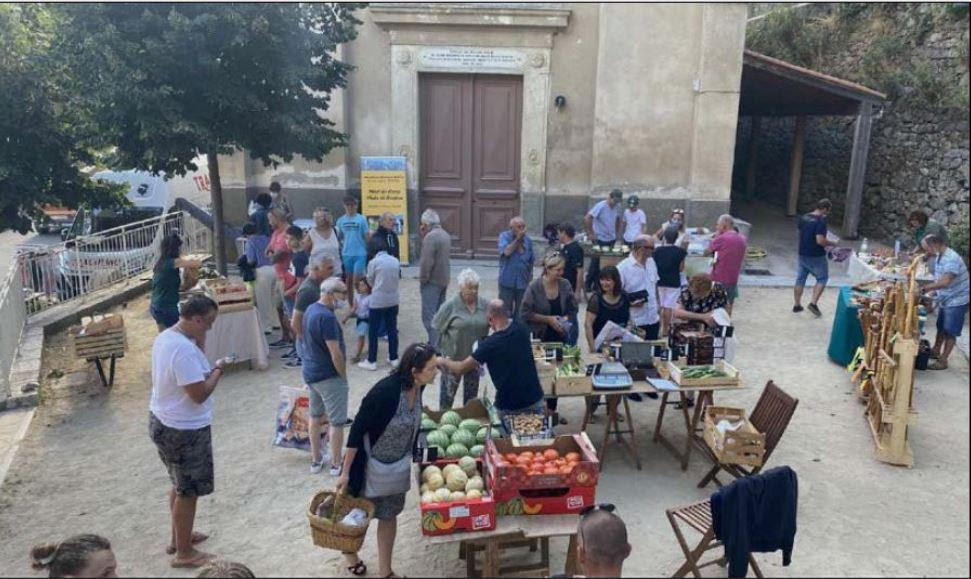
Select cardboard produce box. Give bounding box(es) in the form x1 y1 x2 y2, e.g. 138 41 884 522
484 433 599 494
493 484 596 516
416 460 496 536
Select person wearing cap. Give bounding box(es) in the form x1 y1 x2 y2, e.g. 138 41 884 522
584 189 624 292
622 195 648 245
654 208 691 249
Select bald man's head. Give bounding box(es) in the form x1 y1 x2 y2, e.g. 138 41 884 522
579 510 631 574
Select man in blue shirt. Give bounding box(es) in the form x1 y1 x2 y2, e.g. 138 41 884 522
793 198 836 318
920 234 970 370
583 189 624 292
302 278 350 476
336 196 370 308
497 216 535 319
440 299 544 420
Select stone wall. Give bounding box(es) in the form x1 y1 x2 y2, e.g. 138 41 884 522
736 5 970 245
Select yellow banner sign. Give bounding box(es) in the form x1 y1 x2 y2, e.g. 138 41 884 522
360 157 409 264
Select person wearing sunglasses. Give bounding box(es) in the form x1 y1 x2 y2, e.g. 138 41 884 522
653 208 691 249
576 503 631 578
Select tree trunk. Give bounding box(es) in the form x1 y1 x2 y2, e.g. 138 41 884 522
207 152 228 275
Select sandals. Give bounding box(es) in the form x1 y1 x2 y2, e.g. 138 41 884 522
347 561 367 576
170 551 215 569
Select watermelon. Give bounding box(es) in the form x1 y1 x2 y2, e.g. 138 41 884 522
451 429 475 449
476 427 487 445
446 443 469 458
459 418 482 433
469 444 484 457
426 430 450 449
421 418 437 431
440 410 462 427
421 412 430 422
438 424 458 438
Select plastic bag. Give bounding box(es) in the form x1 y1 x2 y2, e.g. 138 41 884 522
272 385 326 451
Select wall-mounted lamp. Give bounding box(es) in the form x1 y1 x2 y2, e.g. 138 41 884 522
554 95 566 109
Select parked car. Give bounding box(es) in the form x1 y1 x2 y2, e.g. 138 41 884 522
33 205 77 235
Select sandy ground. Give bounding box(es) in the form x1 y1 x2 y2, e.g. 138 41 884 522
0 279 968 577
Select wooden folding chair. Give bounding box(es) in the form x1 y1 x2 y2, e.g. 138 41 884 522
698 380 799 488
666 499 763 578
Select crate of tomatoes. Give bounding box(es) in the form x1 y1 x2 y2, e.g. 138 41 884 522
484 433 599 516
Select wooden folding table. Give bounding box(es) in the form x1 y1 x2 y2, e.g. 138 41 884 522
425 514 579 578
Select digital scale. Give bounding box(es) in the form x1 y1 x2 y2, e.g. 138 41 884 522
592 361 633 391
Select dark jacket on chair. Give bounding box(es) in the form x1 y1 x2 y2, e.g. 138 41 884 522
710 465 798 578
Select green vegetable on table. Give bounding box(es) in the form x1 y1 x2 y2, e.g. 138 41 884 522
680 365 729 379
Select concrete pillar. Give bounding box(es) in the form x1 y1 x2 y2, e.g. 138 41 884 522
786 116 807 217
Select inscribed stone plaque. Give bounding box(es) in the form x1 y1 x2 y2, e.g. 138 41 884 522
419 47 526 70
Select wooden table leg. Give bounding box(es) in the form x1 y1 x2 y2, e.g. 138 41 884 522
581 395 593 432
623 397 642 470
682 391 712 470
678 392 695 470
108 355 117 388
600 395 621 470
92 358 108 388
484 540 499 578
565 534 578 577
654 392 669 442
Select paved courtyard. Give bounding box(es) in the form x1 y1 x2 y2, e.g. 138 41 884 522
0 278 968 577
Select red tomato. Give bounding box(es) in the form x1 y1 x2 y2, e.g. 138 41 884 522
559 465 574 475
543 466 559 474
543 449 560 461
520 451 534 460
554 459 566 467
505 453 519 462
565 452 581 462
516 455 532 466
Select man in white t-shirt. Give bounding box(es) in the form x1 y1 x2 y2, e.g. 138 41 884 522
618 235 661 340
622 195 647 244
149 295 231 569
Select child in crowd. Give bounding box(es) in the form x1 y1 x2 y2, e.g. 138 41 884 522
30 534 117 578
350 277 371 363
196 559 255 578
282 226 311 366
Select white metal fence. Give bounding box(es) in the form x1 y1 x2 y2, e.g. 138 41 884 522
14 211 211 316
0 261 27 404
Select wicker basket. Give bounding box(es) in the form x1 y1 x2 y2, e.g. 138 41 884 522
307 491 375 553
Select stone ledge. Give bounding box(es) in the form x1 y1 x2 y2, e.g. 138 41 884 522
370 3 571 30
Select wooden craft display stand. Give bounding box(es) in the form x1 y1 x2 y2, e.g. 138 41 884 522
71 314 127 388
852 256 921 467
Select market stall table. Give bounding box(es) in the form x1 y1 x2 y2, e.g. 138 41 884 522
651 365 747 471
547 382 657 471
204 306 270 370
827 286 866 366
425 514 579 578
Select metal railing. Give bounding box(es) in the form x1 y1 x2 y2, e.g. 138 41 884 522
14 210 212 316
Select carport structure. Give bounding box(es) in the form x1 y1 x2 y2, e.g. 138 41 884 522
739 49 887 238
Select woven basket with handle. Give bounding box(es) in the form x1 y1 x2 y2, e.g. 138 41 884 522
307 490 375 553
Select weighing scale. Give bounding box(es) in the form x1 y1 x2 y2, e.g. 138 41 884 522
592 361 633 391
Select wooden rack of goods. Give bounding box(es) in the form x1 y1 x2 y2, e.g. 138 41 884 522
201 278 254 312
852 256 921 467
71 314 127 361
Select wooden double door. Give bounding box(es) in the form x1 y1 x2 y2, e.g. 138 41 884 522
419 73 523 258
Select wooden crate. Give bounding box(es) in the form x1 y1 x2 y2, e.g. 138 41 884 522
536 361 556 396
72 321 126 360
703 406 765 467
554 374 592 396
202 277 253 307
666 360 739 387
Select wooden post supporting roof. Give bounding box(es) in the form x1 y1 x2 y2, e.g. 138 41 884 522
843 102 873 239
786 116 807 216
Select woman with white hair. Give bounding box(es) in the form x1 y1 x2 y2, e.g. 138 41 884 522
431 268 489 409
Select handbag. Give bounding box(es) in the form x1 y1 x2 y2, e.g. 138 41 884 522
362 436 413 498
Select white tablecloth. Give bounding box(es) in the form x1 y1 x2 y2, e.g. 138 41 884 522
204 307 270 370
846 252 933 285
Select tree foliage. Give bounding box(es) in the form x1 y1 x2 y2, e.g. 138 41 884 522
52 2 363 176
0 4 126 234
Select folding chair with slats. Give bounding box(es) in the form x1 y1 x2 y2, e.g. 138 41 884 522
698 380 799 489
666 499 764 579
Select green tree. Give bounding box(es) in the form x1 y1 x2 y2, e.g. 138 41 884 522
0 4 126 234
52 3 363 272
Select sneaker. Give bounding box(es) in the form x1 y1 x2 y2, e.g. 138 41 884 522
807 303 822 318
792 305 804 313
389 358 400 369
329 463 343 477
284 358 302 369
646 392 659 400
282 348 298 359
627 393 643 402
269 339 292 349
357 360 378 371
310 459 324 474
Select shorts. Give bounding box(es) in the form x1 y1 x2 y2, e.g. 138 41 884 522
658 286 681 309
272 279 285 309
283 295 295 317
342 254 367 275
722 284 739 302
150 304 180 329
307 376 349 424
149 413 214 497
356 319 369 337
796 254 829 286
937 303 969 337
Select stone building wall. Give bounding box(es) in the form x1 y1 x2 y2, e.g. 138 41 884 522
736 5 970 245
